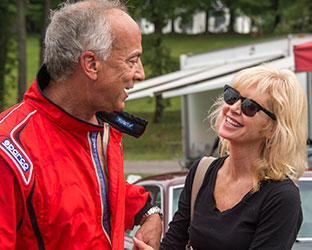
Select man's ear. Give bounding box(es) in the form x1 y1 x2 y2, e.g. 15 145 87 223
80 51 100 80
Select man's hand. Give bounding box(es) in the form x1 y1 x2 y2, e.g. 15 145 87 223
132 213 162 250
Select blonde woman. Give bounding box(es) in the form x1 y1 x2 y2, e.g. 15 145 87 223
134 65 307 250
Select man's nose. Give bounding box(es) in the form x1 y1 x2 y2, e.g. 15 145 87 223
135 58 145 81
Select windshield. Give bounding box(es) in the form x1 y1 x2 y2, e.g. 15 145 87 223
297 180 312 238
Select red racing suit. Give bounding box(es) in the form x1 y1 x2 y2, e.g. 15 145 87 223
0 65 151 250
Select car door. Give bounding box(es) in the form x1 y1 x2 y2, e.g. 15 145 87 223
124 184 163 250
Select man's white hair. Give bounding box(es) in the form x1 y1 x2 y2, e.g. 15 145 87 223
44 0 127 82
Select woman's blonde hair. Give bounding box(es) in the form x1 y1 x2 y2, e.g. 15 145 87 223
209 65 308 192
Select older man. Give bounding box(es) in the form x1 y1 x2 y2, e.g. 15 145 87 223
0 0 161 249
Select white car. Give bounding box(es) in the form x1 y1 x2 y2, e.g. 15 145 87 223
124 170 312 249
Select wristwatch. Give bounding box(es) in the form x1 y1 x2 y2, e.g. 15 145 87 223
140 206 163 225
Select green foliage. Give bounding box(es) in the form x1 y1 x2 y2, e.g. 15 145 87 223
0 0 17 111
237 0 272 16
127 0 182 122
3 35 40 110
141 34 179 78
275 0 312 34
3 39 18 111
26 0 43 33
26 35 41 84
24 0 64 34
128 0 175 32
140 34 178 122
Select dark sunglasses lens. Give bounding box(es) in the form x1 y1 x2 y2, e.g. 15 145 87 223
241 99 259 117
224 88 240 105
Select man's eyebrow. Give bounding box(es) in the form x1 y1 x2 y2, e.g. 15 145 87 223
129 51 142 58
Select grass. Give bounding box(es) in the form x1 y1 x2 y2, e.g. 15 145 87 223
123 97 182 161
124 96 181 113
6 32 281 160
123 105 182 161
26 35 41 85
159 33 280 59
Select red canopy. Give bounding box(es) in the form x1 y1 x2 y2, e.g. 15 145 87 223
294 41 312 72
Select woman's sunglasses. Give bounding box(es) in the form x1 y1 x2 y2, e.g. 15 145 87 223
224 84 276 120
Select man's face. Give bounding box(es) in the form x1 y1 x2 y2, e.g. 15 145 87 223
93 10 145 112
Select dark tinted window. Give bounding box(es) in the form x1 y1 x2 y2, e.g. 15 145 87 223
144 185 162 209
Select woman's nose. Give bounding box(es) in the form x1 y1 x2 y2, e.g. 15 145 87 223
229 100 242 115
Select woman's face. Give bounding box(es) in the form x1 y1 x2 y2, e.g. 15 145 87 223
218 84 272 148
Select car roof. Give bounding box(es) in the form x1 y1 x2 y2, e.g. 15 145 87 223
133 170 312 187
301 170 312 178
133 171 188 187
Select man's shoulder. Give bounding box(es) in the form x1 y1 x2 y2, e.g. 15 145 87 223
0 102 38 131
0 102 38 186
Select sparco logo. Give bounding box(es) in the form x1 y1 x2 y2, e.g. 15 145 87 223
1 138 30 172
115 116 134 130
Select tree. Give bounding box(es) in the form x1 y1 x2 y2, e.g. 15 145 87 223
39 0 52 65
128 0 180 123
0 0 16 111
276 0 312 33
140 34 178 122
271 0 281 30
200 1 214 33
26 0 62 65
218 0 239 33
17 0 27 102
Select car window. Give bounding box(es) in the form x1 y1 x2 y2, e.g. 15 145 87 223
297 180 312 238
125 184 162 238
172 186 183 217
168 184 184 223
308 148 312 169
145 185 162 209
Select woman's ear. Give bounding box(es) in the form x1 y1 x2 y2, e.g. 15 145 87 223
80 51 100 80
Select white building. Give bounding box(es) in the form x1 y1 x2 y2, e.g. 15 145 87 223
136 10 250 35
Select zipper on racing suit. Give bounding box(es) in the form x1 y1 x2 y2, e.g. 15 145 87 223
102 123 110 185
89 123 111 246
